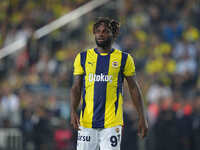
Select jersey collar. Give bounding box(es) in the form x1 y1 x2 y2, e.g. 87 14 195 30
94 48 115 55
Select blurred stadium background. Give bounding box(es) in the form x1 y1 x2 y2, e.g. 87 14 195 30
0 0 200 150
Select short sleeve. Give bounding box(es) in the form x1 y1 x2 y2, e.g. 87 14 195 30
123 54 136 76
73 53 84 75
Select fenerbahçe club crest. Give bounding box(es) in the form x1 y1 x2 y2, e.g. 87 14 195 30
112 61 119 68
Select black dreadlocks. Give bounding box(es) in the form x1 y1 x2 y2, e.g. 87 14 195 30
93 17 120 39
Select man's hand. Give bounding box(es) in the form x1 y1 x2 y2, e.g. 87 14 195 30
138 118 148 139
70 111 80 130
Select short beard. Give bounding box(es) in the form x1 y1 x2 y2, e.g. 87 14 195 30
95 37 112 49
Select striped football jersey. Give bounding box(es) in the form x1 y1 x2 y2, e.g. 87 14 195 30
73 48 135 128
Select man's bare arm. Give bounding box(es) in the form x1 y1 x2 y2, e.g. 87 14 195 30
125 75 148 138
70 75 83 130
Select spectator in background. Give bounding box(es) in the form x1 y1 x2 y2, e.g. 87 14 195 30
176 100 193 150
146 80 172 104
161 18 183 44
33 106 53 150
54 119 73 150
153 98 179 150
21 108 34 150
0 84 21 127
121 100 138 150
192 96 200 150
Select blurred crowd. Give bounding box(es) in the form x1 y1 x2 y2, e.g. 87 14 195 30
0 0 200 150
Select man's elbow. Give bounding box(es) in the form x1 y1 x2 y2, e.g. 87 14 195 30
71 85 81 94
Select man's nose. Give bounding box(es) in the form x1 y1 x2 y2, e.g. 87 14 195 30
98 32 104 37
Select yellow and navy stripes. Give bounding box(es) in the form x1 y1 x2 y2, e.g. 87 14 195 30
73 48 135 128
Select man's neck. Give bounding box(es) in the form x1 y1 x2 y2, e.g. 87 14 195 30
96 46 112 53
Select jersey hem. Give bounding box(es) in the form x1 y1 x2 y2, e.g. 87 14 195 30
80 122 124 128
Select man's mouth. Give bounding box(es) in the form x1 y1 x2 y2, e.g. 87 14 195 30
97 39 104 42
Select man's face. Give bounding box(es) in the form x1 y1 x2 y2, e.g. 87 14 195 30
94 23 113 48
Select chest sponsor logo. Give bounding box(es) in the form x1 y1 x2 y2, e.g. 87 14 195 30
88 73 112 82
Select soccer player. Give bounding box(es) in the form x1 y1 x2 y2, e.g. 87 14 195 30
70 17 148 150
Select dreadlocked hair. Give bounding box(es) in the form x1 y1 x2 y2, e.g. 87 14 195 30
93 17 120 39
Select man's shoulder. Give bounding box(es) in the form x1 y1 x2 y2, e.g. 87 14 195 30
79 48 94 54
114 49 131 59
113 49 129 55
